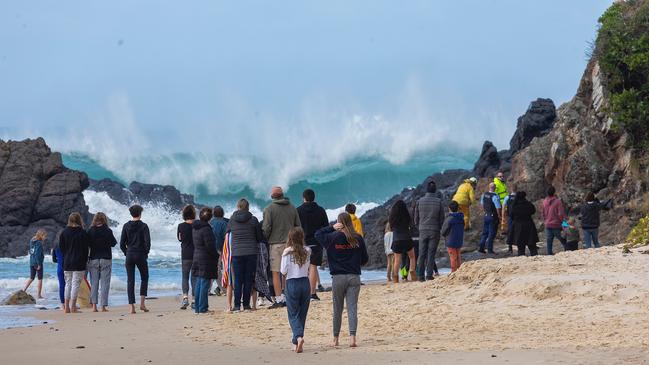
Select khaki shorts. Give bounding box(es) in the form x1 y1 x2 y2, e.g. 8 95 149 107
269 243 286 272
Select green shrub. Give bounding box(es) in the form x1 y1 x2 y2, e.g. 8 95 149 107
597 0 649 149
625 214 649 249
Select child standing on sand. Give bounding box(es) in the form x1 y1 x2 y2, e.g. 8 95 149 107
441 201 464 272
24 230 46 299
384 222 394 282
564 217 580 251
281 227 311 353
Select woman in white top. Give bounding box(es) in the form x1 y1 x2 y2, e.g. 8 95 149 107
280 227 311 353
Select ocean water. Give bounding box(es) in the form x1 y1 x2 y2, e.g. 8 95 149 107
1 150 475 329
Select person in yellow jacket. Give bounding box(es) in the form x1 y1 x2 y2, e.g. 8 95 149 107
345 204 364 237
452 177 477 231
494 171 509 232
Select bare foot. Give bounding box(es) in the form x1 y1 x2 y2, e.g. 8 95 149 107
292 344 297 352
296 337 304 353
37 296 44 299
71 309 82 314
350 335 357 348
140 306 149 313
92 305 98 313
102 307 109 312
129 305 136 314
332 337 339 347
64 308 71 314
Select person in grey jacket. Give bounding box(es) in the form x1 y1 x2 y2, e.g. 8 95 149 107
228 198 264 311
413 181 445 281
262 186 301 308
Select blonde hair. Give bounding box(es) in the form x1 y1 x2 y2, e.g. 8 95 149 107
237 198 250 211
91 212 108 227
286 227 308 267
67 212 84 228
33 229 47 241
385 221 391 232
337 213 359 248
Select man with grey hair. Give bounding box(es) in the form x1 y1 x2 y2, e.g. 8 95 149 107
478 182 502 254
263 186 301 309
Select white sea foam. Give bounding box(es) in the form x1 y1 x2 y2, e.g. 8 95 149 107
84 190 378 260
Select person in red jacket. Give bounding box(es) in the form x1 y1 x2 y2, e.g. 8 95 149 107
541 186 567 255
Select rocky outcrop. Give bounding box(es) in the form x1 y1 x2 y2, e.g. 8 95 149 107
88 178 203 211
473 98 557 178
1 290 36 305
509 58 645 244
360 56 645 267
0 138 90 257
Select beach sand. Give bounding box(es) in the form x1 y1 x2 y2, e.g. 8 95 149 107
3 246 649 364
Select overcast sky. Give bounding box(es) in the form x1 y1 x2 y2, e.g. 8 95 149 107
0 0 612 155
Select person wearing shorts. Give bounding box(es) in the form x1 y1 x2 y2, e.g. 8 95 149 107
297 189 330 301
263 186 302 309
24 230 47 299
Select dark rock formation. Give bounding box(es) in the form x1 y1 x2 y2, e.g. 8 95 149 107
509 98 557 154
0 138 91 258
88 178 203 211
472 99 557 179
1 290 36 305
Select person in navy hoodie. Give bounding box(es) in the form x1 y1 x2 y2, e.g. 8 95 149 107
315 212 368 348
441 201 464 272
23 229 46 299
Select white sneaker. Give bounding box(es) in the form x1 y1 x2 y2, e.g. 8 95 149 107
257 297 267 307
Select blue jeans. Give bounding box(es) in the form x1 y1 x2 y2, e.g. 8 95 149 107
57 267 65 304
232 254 257 309
285 277 311 344
479 215 498 252
583 228 600 249
194 277 210 313
545 228 566 255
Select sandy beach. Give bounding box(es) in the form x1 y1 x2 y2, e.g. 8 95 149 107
2 246 649 364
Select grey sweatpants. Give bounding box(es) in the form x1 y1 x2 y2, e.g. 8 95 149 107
88 259 112 307
181 259 196 297
331 274 361 337
64 271 84 301
417 231 440 279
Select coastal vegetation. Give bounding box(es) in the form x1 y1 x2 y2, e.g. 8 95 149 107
597 0 649 149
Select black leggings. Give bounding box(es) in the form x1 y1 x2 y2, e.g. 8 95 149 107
126 254 149 304
517 242 538 256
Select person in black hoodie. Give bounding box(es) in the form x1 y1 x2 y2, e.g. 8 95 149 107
87 212 117 312
315 212 368 348
120 205 151 314
579 192 612 249
227 198 263 311
192 207 219 314
389 200 418 283
297 189 329 301
177 205 196 310
509 191 539 256
59 212 91 314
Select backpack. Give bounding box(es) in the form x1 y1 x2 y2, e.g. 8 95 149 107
482 192 498 217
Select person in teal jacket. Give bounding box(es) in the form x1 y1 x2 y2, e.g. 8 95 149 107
24 230 46 299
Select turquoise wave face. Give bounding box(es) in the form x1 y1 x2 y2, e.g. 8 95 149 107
62 150 477 209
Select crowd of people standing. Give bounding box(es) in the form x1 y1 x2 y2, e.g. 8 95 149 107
21 174 612 353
